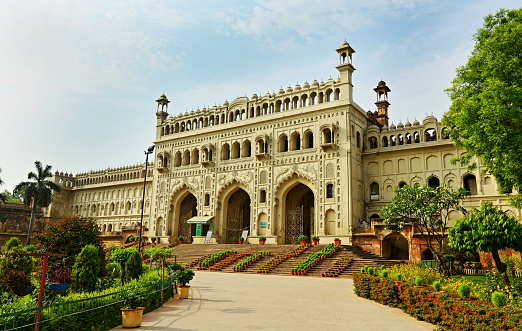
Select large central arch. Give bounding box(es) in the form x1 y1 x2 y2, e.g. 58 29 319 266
382 232 409 260
217 182 252 243
224 188 251 243
275 175 316 244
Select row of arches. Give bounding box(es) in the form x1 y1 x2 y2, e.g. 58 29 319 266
368 128 450 150
76 169 152 186
75 186 148 203
368 174 478 200
74 199 150 217
160 88 341 137
159 126 336 169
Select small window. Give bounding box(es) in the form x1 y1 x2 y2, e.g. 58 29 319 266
259 190 267 203
370 182 379 200
326 184 334 198
463 174 477 195
398 181 407 188
356 132 361 148
427 176 440 188
204 194 210 206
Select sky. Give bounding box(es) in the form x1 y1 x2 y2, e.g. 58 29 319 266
1 0 520 191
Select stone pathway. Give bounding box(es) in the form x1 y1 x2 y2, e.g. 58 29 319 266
112 272 433 331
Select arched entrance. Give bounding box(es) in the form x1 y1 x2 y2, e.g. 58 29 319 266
178 193 197 241
382 233 409 260
284 183 314 244
224 188 251 243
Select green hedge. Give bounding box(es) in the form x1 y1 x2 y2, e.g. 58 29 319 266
0 271 174 331
353 273 522 330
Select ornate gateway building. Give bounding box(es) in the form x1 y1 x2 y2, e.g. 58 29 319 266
47 42 517 261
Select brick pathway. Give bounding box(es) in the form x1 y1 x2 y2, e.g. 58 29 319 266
112 271 433 331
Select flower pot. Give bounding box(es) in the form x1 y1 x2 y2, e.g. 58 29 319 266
334 240 341 245
300 240 308 246
178 285 190 299
313 239 319 245
48 283 70 292
121 307 144 328
259 240 266 245
239 239 244 244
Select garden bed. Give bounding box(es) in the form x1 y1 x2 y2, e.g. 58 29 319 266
353 273 522 330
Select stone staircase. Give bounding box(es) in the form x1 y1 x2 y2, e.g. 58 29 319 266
269 245 326 275
169 243 405 278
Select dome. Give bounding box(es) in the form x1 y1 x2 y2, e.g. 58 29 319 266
405 121 412 128
279 88 285 94
367 124 379 133
423 115 437 125
312 80 319 86
294 84 301 90
223 100 229 106
397 121 404 129
303 81 310 88
413 120 420 126
381 125 389 132
251 93 258 99
286 86 293 92
377 80 387 87
389 123 396 130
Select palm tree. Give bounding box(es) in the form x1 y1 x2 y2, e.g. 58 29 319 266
14 161 61 244
0 168 6 203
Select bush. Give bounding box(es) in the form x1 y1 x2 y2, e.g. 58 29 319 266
380 270 389 278
72 245 100 292
105 262 121 279
175 268 195 286
367 267 375 275
491 291 508 307
3 237 22 251
0 245 35 296
389 264 442 285
167 262 183 275
353 273 402 307
458 284 471 298
432 281 442 291
125 250 143 281
414 276 423 286
297 235 309 242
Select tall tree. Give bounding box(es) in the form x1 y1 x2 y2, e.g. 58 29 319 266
14 161 60 244
449 202 522 287
443 9 522 197
0 168 5 203
382 184 466 275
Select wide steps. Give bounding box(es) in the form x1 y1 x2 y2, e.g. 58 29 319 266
306 250 354 277
270 245 326 275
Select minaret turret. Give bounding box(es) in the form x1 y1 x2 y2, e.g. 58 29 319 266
374 81 390 127
155 94 170 140
335 41 356 102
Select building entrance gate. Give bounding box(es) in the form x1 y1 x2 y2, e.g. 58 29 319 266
284 183 314 244
225 189 251 243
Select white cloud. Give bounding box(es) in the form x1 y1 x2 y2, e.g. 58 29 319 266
224 0 432 47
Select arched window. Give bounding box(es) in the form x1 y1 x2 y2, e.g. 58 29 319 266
382 136 388 147
356 132 361 148
318 92 324 103
413 131 420 143
369 136 378 149
326 184 334 198
334 88 340 100
425 128 437 141
278 134 288 152
325 89 333 102
398 181 407 188
322 128 333 144
290 132 300 151
191 149 199 164
221 143 230 160
441 127 450 139
242 140 251 157
256 139 266 154
398 134 404 145
182 150 190 166
427 176 440 188
390 135 396 146
304 130 314 148
370 182 380 200
463 174 477 195
259 190 267 203
204 194 210 206
231 142 241 159
405 133 412 144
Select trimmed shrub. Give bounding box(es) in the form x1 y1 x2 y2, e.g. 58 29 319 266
432 281 442 291
353 273 401 307
105 262 121 279
389 264 441 285
72 245 100 292
458 284 471 298
414 276 423 286
367 267 375 275
125 250 143 281
491 291 508 307
3 237 22 251
380 270 389 278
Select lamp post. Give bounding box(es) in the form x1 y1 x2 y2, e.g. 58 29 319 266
138 145 155 254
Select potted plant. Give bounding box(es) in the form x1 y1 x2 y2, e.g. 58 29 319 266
297 235 309 246
239 236 245 244
312 236 320 245
175 268 195 299
177 235 185 244
48 263 71 292
121 296 145 328
334 238 341 245
259 236 267 245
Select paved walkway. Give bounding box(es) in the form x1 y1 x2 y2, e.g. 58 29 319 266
113 272 433 331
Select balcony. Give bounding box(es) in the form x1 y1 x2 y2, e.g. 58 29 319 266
255 152 270 160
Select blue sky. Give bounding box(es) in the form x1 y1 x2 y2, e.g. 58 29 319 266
1 0 519 190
